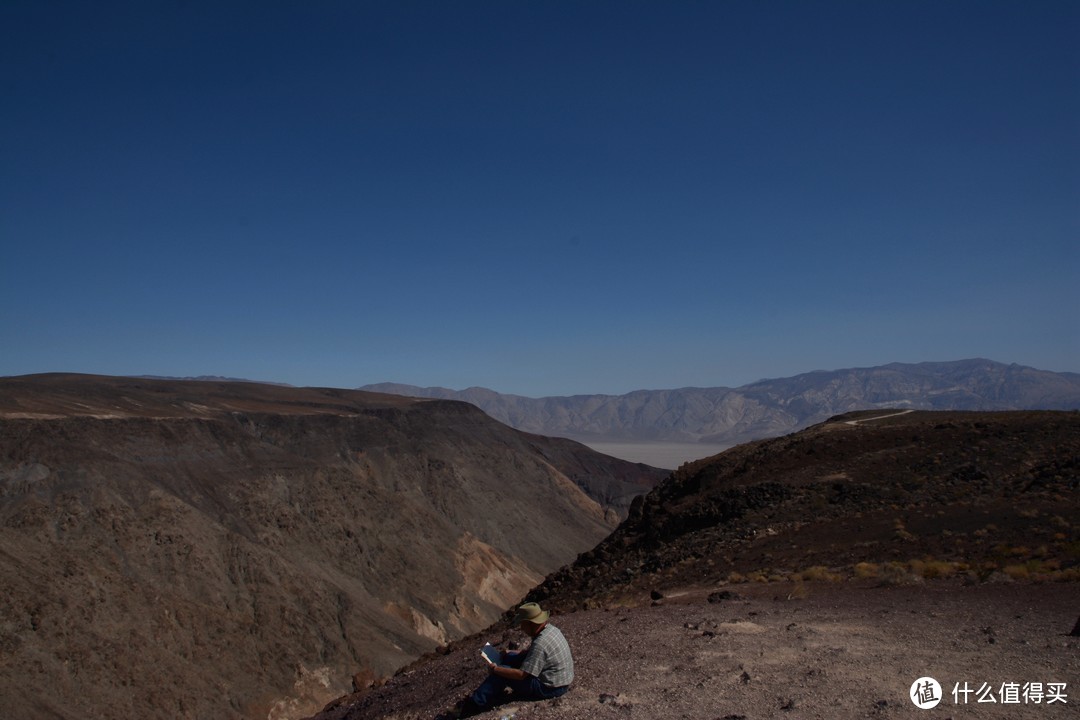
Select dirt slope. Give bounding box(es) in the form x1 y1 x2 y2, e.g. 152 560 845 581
0 375 666 720
309 580 1078 720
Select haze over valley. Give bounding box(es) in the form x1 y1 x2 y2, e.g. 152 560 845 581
363 359 1080 467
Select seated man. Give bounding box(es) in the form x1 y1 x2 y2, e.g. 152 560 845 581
442 602 574 718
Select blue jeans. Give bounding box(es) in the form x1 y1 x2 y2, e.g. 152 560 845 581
470 652 569 709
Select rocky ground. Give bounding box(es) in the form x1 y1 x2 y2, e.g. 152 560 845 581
308 578 1079 720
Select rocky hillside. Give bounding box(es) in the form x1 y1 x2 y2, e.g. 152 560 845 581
0 375 666 720
363 359 1080 446
526 409 1080 611
304 409 1079 720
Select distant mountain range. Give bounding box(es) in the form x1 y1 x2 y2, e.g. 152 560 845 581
362 359 1080 448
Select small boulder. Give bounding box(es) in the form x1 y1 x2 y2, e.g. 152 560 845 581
708 590 738 603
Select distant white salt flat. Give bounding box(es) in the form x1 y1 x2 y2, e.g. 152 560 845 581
581 441 733 470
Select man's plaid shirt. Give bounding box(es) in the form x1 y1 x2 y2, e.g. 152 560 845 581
520 623 574 688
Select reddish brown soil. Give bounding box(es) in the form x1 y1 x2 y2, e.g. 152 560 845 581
310 579 1079 720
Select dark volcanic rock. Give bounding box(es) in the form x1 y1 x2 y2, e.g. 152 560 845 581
524 410 1080 611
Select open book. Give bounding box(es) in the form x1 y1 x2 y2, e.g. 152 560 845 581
480 642 503 666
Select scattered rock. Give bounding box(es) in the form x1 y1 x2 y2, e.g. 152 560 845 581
708 590 738 603
598 693 631 707
780 697 796 710
740 671 751 684
351 668 384 693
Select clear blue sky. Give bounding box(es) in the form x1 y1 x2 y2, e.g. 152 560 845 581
2 1 1077 397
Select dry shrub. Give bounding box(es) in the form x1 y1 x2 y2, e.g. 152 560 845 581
1003 564 1030 580
920 560 958 579
788 579 808 599
1020 559 1064 581
891 518 916 542
976 561 1000 581
796 565 841 582
1055 567 1080 581
854 562 880 579
879 561 921 586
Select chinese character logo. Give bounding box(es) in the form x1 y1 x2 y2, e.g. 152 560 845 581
911 677 943 709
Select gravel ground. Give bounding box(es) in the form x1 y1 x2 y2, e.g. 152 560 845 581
309 579 1079 720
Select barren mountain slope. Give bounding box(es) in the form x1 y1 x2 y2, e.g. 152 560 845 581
527 409 1080 609
307 410 1079 720
0 375 666 720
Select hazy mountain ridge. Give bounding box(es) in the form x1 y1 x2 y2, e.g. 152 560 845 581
134 374 295 387
0 375 666 720
362 359 1080 446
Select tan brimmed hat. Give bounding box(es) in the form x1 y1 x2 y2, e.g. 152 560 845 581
513 602 550 625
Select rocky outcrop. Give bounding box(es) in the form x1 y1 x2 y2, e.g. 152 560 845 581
525 410 1080 612
0 375 667 720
